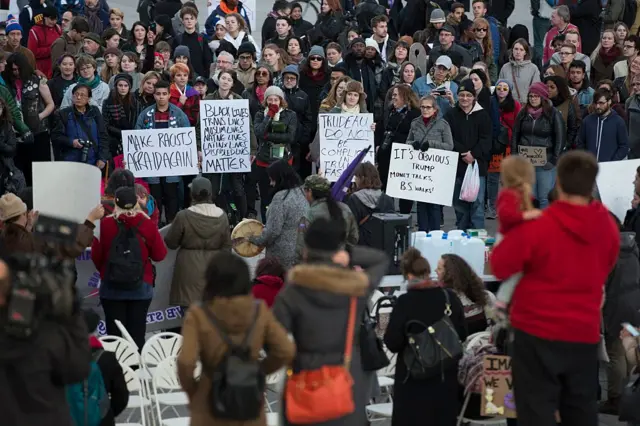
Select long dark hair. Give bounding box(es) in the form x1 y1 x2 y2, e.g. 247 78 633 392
544 75 571 105
252 65 273 94
267 160 301 199
440 254 489 306
3 52 33 87
308 186 346 240
111 81 134 107
493 83 516 113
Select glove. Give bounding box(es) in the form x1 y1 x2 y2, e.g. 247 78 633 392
411 140 421 150
22 131 33 144
420 140 430 152
267 104 279 118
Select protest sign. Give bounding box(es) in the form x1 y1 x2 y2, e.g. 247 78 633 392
386 144 459 206
596 159 640 222
518 146 547 166
319 113 375 182
480 355 516 418
122 127 199 178
200 99 251 173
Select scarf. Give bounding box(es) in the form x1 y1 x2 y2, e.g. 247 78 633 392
306 69 326 82
219 1 237 14
599 46 621 67
422 114 434 126
341 103 360 114
526 105 543 119
290 52 304 64
256 85 267 103
78 74 102 89
84 3 104 35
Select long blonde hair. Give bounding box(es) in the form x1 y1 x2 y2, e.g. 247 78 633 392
500 156 535 211
320 76 352 111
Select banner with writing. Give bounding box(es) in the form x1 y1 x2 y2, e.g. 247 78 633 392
200 99 252 173
386 144 459 206
319 113 375 182
480 355 517 418
122 128 199 178
518 146 547 166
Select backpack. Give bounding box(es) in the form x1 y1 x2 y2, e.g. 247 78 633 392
623 0 637 27
202 302 265 421
104 220 145 290
66 350 110 426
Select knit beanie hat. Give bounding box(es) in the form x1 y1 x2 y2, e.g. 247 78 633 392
495 79 513 91
114 72 133 87
154 14 172 31
528 82 550 100
430 8 446 23
115 187 137 210
458 79 476 96
0 193 27 222
264 85 285 99
238 42 256 56
5 15 22 34
84 32 104 46
349 37 365 50
365 38 381 54
173 45 190 60
104 47 122 58
308 45 325 59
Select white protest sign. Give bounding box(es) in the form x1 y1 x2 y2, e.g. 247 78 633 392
386 144 459 206
33 162 101 235
319 113 375 182
596 158 640 221
200 99 251 173
122 128 199 178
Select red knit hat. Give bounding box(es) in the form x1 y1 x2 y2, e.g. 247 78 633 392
528 82 549 100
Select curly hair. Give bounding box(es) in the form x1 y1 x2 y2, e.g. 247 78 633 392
440 254 488 306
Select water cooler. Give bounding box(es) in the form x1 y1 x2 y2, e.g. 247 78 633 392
364 213 412 275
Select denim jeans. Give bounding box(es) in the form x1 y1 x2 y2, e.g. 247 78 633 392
533 166 556 209
533 16 551 62
453 176 486 230
416 202 441 232
486 172 500 211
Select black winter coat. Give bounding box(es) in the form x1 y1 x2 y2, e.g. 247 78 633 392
282 86 313 146
569 0 601 57
603 232 640 339
154 0 182 20
292 17 314 38
243 86 265 122
298 68 330 132
488 0 515 26
354 0 387 37
444 103 493 178
624 207 640 248
314 12 345 42
512 106 566 170
384 286 468 426
102 95 141 157
254 108 298 165
343 53 377 113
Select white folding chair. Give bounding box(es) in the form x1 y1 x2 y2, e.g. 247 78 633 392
264 369 285 412
366 402 393 422
114 319 139 350
117 364 153 426
99 335 141 369
266 412 280 426
151 356 190 422
141 332 183 379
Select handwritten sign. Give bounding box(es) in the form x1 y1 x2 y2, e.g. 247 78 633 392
200 99 251 173
596 159 640 221
518 146 547 166
122 128 198 178
480 355 516 418
386 144 459 206
319 113 375 182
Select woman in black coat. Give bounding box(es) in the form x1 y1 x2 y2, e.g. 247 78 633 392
102 74 140 159
384 248 468 426
376 84 421 191
0 98 25 195
242 64 274 122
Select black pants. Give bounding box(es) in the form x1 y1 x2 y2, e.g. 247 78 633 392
149 178 178 223
206 173 247 219
512 329 598 426
245 164 271 222
181 175 195 209
101 298 152 351
16 131 51 186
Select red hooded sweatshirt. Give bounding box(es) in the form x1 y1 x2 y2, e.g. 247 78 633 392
252 275 285 307
28 22 61 78
490 200 619 343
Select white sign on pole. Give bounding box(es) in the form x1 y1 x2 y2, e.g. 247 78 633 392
386 144 460 207
207 0 257 34
596 158 640 221
319 113 375 182
200 99 251 173
122 127 199 178
33 162 102 236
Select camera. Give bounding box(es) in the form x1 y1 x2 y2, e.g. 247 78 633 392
4 215 80 339
433 88 447 96
76 139 94 163
380 131 394 151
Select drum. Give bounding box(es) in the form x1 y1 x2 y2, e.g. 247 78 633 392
232 219 265 258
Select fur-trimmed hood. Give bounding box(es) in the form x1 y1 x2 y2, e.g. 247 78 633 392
287 264 369 306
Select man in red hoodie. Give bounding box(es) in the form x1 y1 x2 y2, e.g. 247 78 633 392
27 6 61 78
490 151 620 426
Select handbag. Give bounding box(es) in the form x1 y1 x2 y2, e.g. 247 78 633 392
360 305 390 371
285 297 357 424
403 289 463 382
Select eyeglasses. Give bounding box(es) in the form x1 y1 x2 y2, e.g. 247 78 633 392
80 66 94 72
256 71 269 77
284 75 297 81
420 105 434 110
474 28 488 33
217 60 233 65
73 92 89 98
309 56 323 61
559 51 573 55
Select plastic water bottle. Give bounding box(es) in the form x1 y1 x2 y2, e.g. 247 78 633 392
458 236 486 276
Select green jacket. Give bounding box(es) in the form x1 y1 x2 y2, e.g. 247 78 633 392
0 84 29 135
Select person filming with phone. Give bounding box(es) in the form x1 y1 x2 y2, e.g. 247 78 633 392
411 55 458 118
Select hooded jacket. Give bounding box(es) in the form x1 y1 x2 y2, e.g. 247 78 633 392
51 32 82 67
61 80 111 112
273 247 389 426
252 275 285 307
346 189 395 246
177 298 295 426
576 109 629 162
281 66 314 146
443 101 493 178
0 312 91 426
490 200 620 343
165 204 231 307
27 21 62 78
498 59 541 105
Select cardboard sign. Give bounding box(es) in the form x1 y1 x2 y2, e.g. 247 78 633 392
319 113 375 182
518 146 547 166
386 144 459 206
596 159 640 221
200 99 252 173
480 355 517 418
122 128 199 178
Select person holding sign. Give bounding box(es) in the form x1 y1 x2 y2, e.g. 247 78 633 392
251 85 297 221
512 82 566 209
134 80 191 223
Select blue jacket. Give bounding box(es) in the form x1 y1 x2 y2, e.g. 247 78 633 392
205 1 251 37
51 105 110 165
487 16 501 66
135 103 190 184
411 76 458 118
577 110 629 162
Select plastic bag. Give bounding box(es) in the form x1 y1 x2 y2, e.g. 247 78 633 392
460 161 480 202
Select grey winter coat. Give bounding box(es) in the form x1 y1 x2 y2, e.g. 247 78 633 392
273 246 390 426
248 187 308 269
626 95 640 159
164 204 231 307
405 116 454 151
498 59 541 105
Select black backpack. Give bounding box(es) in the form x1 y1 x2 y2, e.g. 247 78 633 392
202 303 265 421
105 221 145 290
623 0 638 27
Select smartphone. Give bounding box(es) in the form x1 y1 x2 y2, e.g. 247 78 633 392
623 322 640 337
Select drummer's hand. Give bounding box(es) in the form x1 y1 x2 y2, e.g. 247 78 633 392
232 237 247 246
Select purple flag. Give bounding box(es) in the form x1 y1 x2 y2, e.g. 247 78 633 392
331 145 373 202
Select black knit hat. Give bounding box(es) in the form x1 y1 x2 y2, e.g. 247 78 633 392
458 79 476 96
154 14 172 31
113 73 133 87
115 186 137 210
305 217 345 252
238 42 256 56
